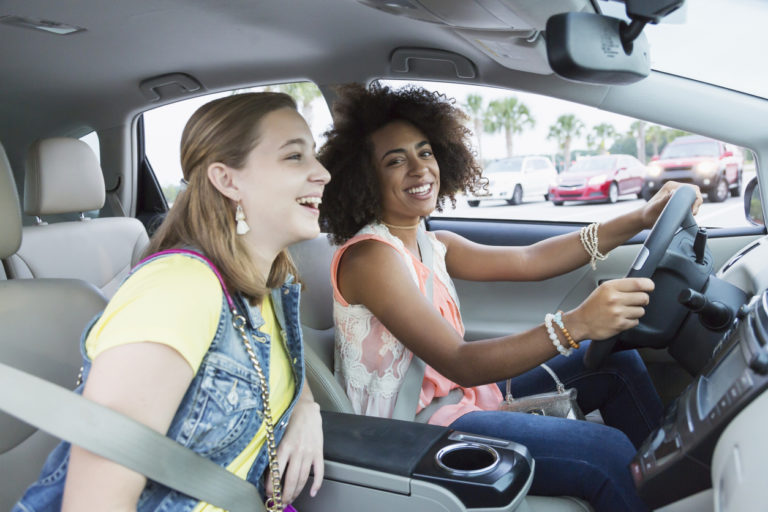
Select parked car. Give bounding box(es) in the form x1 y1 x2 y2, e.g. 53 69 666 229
645 135 743 203
548 154 646 205
468 156 557 206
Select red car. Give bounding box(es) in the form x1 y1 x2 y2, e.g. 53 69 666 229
548 154 646 205
644 135 743 203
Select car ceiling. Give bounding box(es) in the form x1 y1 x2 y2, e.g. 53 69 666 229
1 0 768 167
0 0 600 136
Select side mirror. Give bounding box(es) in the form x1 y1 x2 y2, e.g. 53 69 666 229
744 177 765 226
545 12 650 85
722 151 734 158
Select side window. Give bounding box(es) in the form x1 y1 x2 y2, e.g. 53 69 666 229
381 79 757 228
142 82 333 205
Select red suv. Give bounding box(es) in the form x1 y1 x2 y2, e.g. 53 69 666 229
644 136 743 202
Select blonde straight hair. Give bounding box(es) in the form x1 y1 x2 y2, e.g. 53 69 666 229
146 92 299 303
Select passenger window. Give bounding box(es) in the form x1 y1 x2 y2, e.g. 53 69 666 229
381 80 757 229
142 82 333 205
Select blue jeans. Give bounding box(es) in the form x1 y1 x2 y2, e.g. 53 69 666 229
449 342 663 512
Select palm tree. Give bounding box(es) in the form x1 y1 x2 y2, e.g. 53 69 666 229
547 114 584 171
645 124 665 157
463 94 485 162
587 123 617 154
276 82 322 128
483 96 535 157
630 120 647 163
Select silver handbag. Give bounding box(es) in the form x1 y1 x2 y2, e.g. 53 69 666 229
499 364 585 420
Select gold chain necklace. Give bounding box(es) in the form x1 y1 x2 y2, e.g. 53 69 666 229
382 221 420 230
233 313 285 512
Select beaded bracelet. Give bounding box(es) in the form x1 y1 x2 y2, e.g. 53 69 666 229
545 313 573 357
579 222 608 270
552 310 580 349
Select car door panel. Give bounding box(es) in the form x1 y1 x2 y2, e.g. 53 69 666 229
428 218 762 341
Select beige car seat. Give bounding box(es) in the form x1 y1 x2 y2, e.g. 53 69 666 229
0 140 108 509
4 137 149 297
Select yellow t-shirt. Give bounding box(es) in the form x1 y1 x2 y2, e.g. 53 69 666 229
85 255 296 510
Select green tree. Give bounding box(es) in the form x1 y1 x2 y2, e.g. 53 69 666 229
547 114 584 171
587 123 617 154
645 124 665 157
276 82 322 128
483 96 534 157
463 93 485 162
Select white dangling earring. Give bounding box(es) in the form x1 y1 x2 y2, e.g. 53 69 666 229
235 203 250 235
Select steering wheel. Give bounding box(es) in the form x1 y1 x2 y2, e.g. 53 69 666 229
583 185 699 370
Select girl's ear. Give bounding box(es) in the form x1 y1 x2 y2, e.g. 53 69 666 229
207 162 240 201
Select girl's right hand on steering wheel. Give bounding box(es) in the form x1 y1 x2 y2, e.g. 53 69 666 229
568 277 655 341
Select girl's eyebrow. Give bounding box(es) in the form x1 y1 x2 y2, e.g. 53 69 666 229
380 140 429 161
279 138 308 149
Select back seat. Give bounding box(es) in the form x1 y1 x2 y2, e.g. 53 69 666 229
0 140 108 509
4 137 149 298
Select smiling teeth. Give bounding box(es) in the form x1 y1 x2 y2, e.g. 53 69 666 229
297 196 321 206
406 184 430 194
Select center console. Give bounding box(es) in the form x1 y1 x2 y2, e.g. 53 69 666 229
631 289 768 508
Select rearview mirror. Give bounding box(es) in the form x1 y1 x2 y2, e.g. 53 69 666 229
744 177 764 226
545 12 650 85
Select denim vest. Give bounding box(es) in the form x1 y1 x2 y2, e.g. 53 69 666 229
14 251 305 512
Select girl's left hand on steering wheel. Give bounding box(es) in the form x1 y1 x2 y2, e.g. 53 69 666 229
640 181 703 230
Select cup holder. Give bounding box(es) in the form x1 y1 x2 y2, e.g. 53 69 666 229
435 442 501 477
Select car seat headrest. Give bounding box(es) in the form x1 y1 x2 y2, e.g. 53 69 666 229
0 141 22 258
24 137 106 216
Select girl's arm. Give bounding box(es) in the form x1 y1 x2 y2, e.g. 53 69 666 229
337 239 653 387
439 181 702 282
267 381 324 503
62 342 194 512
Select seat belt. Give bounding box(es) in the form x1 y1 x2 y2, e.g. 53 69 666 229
0 361 265 512
390 225 433 421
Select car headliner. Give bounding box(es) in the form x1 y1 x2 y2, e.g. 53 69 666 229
0 0 767 179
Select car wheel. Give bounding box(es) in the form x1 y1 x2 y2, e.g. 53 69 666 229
709 176 728 203
467 200 480 207
553 200 564 206
730 170 743 198
507 185 523 205
607 182 619 204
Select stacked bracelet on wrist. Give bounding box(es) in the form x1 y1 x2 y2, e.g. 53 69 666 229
545 312 573 357
579 222 608 270
552 310 580 349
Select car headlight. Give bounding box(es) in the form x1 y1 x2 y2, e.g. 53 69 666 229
588 174 607 186
695 161 717 176
647 164 663 178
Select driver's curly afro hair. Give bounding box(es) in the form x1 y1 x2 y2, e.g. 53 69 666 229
318 82 484 244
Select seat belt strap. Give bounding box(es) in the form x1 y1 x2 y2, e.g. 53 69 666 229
391 224 433 421
0 361 264 512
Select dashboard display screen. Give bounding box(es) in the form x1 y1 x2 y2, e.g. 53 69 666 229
697 345 745 419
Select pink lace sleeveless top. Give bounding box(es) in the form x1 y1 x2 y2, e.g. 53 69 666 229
331 223 503 426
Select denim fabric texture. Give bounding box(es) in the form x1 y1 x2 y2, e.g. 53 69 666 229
450 341 662 512
14 252 305 512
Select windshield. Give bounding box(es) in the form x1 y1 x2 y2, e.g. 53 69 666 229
485 158 523 174
566 156 616 173
661 142 719 159
598 0 768 100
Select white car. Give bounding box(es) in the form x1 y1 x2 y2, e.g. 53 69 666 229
468 156 557 206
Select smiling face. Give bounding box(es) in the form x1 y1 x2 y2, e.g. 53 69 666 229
370 120 440 225
227 107 330 252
